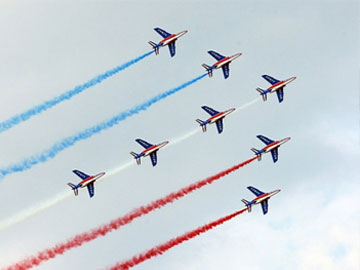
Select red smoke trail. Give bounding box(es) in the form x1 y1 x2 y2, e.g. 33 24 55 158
109 208 248 270
5 157 256 270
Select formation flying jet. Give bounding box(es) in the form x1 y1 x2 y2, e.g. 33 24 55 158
202 51 242 79
251 135 291 163
67 170 105 198
256 75 296 103
149 27 188 57
196 106 235 134
241 186 281 215
130 138 169 167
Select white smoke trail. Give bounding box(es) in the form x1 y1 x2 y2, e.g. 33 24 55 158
235 96 261 112
169 128 201 146
0 97 260 231
0 191 72 231
106 161 135 177
0 161 136 231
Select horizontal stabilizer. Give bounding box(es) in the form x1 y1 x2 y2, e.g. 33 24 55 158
130 152 141 165
67 183 78 196
196 119 206 132
148 41 159 55
241 199 251 212
251 148 262 161
202 64 213 77
256 88 267 101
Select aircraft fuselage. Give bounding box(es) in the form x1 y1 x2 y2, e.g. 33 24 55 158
251 189 281 205
207 108 236 124
262 137 291 153
141 141 169 157
268 77 296 92
78 172 105 188
213 53 242 69
159 30 188 46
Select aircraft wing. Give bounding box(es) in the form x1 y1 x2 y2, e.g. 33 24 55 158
136 139 153 149
257 135 274 145
261 200 269 215
73 169 90 180
262 75 280 85
154 27 171 38
247 186 265 196
87 182 95 198
215 119 224 134
150 151 157 167
168 42 176 57
222 64 230 79
208 50 225 61
201 106 219 116
276 88 284 103
271 147 279 163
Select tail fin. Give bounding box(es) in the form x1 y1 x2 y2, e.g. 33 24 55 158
202 64 213 77
241 199 252 212
251 148 262 161
130 152 141 165
67 183 78 196
256 88 267 101
148 41 159 55
196 119 207 132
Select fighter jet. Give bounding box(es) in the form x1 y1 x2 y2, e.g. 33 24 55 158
196 106 235 134
241 186 281 215
256 75 296 103
149 27 188 57
67 170 105 198
130 138 169 166
202 50 242 79
251 135 291 163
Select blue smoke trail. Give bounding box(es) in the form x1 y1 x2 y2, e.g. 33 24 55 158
0 73 207 179
0 51 154 134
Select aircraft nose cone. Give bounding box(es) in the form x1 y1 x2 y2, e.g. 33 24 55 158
233 53 242 59
283 137 291 143
272 189 281 195
97 172 106 178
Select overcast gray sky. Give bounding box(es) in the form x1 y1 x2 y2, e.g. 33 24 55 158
0 0 359 269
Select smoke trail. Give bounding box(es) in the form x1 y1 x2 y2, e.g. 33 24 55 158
0 97 259 230
0 191 72 231
0 51 154 134
169 128 200 146
0 73 207 179
108 208 248 270
0 160 135 231
4 157 255 270
237 96 261 110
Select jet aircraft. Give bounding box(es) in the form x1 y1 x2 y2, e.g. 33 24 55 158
256 75 296 103
130 138 169 166
251 135 290 163
241 186 281 215
202 51 242 79
67 170 105 198
149 27 188 57
196 106 235 134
